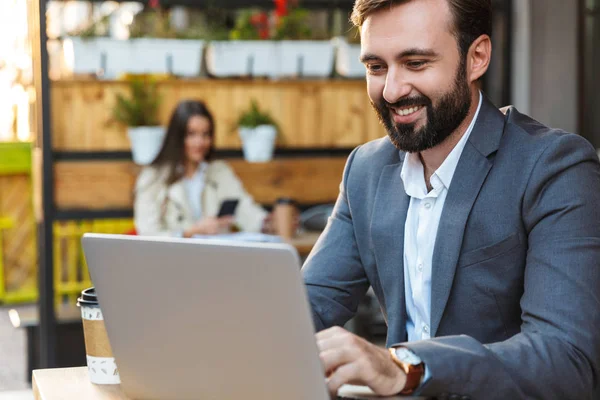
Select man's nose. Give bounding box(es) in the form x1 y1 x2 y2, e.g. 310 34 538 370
383 68 412 104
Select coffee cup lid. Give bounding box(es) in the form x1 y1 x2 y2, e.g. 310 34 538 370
77 287 98 306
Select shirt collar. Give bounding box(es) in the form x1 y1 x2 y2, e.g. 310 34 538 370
401 91 483 197
184 162 208 181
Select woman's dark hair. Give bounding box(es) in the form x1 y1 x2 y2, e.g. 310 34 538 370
152 100 215 185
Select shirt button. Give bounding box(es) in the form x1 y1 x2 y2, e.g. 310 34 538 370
424 202 432 210
423 324 429 334
417 262 423 271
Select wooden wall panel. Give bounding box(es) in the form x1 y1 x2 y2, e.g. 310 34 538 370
54 157 346 209
51 80 383 151
52 82 131 151
0 175 37 292
54 161 138 209
227 158 345 205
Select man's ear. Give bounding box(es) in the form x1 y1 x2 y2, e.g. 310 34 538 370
467 34 492 83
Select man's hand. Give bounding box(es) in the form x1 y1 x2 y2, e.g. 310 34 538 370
316 326 407 397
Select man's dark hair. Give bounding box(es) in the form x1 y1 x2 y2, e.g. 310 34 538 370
351 0 492 59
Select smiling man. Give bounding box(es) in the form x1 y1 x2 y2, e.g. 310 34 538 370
302 0 600 399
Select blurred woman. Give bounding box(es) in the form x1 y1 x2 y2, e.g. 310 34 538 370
134 100 268 237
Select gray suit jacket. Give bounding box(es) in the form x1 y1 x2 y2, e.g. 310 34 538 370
302 97 600 399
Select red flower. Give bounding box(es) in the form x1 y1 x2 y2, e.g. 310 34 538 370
149 0 160 9
249 12 270 40
250 13 265 25
274 0 287 17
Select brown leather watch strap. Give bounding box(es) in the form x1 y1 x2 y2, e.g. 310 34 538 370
388 347 425 395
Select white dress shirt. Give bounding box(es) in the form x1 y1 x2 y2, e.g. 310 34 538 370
183 162 208 221
401 92 483 342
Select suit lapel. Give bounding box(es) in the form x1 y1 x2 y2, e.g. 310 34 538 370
429 97 507 336
371 157 411 345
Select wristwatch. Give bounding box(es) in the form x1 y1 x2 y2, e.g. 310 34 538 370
388 347 425 395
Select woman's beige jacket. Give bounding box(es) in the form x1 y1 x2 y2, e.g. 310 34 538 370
134 160 267 236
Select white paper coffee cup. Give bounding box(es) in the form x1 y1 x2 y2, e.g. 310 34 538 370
78 288 121 385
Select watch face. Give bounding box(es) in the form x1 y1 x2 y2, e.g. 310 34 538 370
394 347 422 365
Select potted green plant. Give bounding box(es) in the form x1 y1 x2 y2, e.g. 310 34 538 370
237 100 278 162
62 12 129 79
64 2 206 78
206 10 278 78
112 77 165 165
275 7 335 78
127 4 206 77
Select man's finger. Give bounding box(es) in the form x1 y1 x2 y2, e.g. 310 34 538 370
326 362 362 397
316 331 356 354
319 347 355 377
316 326 348 342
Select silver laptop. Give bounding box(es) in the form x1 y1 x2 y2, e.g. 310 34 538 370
82 233 413 400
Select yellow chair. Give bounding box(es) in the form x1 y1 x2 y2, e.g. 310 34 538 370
53 218 135 304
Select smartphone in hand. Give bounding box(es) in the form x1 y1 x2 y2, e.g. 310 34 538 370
217 199 239 217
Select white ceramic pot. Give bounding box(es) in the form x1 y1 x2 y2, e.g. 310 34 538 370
127 126 166 165
63 37 204 78
332 37 365 78
131 38 205 77
63 37 130 79
205 41 278 78
239 125 277 162
277 40 335 78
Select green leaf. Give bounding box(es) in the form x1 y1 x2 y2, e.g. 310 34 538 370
236 99 278 130
111 77 162 127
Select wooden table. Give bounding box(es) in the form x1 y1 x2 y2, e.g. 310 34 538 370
32 367 423 399
288 230 322 256
33 367 128 400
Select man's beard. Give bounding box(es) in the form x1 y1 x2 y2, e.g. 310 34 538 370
371 61 472 153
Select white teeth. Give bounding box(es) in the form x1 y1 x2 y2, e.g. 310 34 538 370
394 106 420 116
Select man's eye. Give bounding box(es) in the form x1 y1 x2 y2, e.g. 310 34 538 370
367 64 385 74
407 61 428 69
